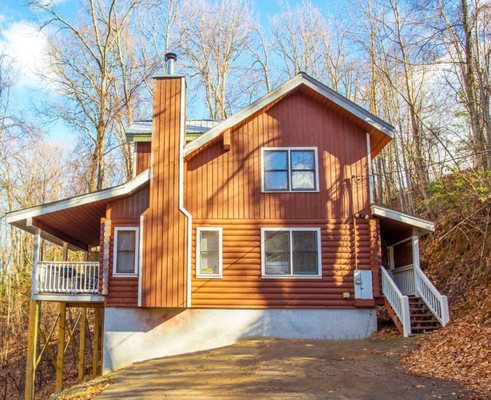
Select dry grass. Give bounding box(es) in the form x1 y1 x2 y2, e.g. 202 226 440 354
49 377 112 400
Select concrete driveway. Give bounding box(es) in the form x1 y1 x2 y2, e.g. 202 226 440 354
96 337 473 399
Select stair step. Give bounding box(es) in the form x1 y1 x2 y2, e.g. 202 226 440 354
410 312 435 317
411 316 437 321
412 321 439 326
411 326 439 333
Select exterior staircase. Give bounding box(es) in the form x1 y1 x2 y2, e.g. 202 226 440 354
409 296 439 334
380 265 450 337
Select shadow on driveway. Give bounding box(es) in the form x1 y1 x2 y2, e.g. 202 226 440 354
96 337 474 399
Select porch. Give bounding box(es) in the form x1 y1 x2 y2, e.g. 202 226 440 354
6 169 150 302
373 205 450 336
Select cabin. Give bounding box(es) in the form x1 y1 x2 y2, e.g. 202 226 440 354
7 54 450 398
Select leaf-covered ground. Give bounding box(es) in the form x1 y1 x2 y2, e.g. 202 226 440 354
401 172 491 398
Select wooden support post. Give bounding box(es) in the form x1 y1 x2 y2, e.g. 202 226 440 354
25 300 39 400
99 307 106 375
62 241 68 261
92 307 100 378
412 235 420 268
78 308 87 381
31 232 41 297
56 302 66 392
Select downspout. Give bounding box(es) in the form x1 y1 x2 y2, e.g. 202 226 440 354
178 77 193 308
366 133 374 205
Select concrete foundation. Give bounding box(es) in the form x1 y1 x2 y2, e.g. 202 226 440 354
103 308 377 373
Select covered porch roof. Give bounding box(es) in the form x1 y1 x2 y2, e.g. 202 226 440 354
371 204 434 245
5 170 150 251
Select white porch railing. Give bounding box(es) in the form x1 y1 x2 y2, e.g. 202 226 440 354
381 266 411 337
414 266 450 326
391 264 416 295
35 262 99 294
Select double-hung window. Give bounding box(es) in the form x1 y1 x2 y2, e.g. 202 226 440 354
262 148 318 192
113 227 139 276
261 228 322 278
196 227 222 278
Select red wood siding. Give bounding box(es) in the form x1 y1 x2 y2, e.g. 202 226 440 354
191 219 375 308
141 77 188 308
106 186 149 220
136 142 151 174
186 90 377 308
185 90 370 220
104 187 149 307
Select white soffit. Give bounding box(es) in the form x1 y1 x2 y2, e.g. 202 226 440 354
371 204 435 233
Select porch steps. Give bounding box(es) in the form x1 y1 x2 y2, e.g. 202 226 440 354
408 296 439 334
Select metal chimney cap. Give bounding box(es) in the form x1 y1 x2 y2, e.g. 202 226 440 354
165 52 177 61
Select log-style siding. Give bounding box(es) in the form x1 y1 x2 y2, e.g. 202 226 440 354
135 142 151 174
141 77 188 308
191 219 374 308
104 187 149 307
187 90 378 308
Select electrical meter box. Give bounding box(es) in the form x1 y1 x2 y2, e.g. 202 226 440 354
354 270 373 299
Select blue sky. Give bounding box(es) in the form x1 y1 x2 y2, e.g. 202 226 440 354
0 0 350 145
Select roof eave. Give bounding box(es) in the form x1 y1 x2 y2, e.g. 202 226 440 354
5 169 151 225
371 204 435 234
183 72 395 158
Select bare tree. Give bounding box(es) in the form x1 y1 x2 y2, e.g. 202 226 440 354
178 0 257 119
33 0 147 190
420 0 491 170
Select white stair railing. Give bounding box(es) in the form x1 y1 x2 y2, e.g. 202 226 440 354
391 264 416 295
35 262 99 294
414 266 450 326
381 266 411 337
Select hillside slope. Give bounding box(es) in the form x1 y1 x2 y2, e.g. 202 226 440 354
401 171 491 397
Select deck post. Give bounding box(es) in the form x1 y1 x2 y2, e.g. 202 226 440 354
56 302 66 392
78 308 87 380
24 300 39 400
31 232 41 297
62 241 68 261
92 307 100 378
411 235 420 268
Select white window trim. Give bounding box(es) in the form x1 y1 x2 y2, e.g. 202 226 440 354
196 227 223 279
260 227 322 279
261 147 320 193
113 226 139 277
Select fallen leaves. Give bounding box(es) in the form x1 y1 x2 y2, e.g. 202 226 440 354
401 318 491 398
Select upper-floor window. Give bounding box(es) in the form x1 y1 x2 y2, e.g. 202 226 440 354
262 148 319 192
261 228 322 278
113 227 139 276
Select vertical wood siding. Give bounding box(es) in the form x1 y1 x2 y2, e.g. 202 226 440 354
186 90 370 220
104 187 149 307
136 142 151 174
141 77 188 308
186 89 379 308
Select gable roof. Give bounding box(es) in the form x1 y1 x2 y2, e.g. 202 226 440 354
184 72 395 158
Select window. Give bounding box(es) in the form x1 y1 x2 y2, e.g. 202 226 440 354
196 227 222 278
113 227 139 276
262 148 318 192
261 228 322 278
